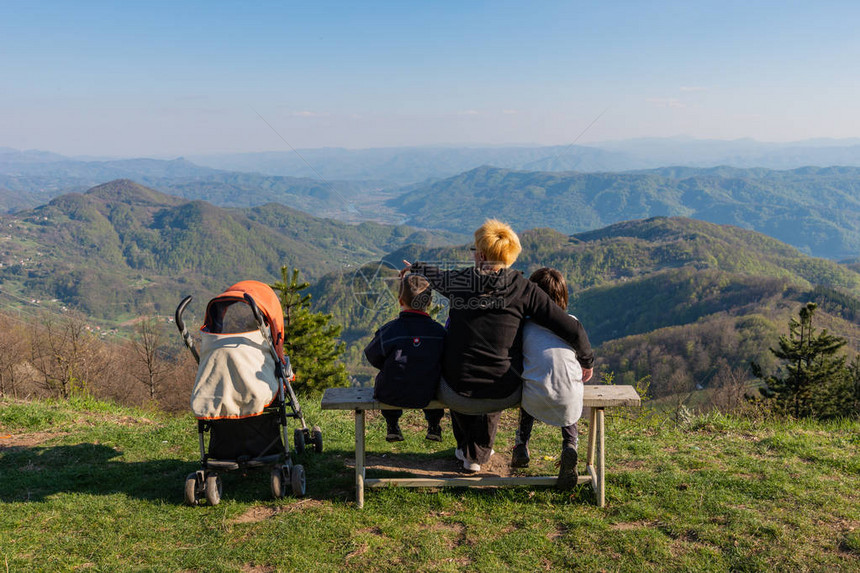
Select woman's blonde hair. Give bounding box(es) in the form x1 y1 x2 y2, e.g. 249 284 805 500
474 219 522 268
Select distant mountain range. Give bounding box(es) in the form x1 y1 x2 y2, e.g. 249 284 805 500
0 150 393 221
187 145 629 183
392 165 860 260
0 180 462 319
4 143 860 260
188 137 860 181
8 136 860 190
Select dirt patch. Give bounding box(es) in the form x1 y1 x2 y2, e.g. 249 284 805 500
669 535 712 557
361 450 517 478
611 520 660 531
427 510 457 518
615 459 646 470
548 523 569 541
345 542 369 564
74 413 156 427
0 430 68 449
831 518 860 533
231 499 325 524
448 522 469 549
233 506 281 524
424 520 468 549
240 565 275 573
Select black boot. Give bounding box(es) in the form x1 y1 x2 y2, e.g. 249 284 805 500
556 446 578 489
511 429 530 468
386 422 404 442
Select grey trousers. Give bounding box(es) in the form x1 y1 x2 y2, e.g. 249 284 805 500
439 379 521 465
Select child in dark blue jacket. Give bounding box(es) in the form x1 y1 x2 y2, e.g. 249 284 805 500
364 273 446 441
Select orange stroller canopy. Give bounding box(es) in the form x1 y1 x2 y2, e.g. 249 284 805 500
202 280 286 362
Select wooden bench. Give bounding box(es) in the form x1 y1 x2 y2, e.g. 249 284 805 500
321 385 640 508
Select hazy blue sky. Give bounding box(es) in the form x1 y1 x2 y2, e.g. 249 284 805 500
2 1 859 157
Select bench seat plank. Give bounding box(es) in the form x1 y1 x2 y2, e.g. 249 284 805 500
367 475 590 488
321 385 640 411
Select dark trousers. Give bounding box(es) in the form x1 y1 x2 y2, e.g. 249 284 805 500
517 409 578 449
382 408 444 426
450 410 502 465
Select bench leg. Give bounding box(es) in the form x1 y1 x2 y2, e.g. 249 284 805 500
596 407 605 507
355 409 365 509
585 407 606 507
586 407 597 469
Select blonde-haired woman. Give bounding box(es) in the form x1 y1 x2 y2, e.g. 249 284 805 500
406 219 594 473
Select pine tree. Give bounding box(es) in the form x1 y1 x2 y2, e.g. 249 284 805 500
272 267 348 392
835 355 860 419
753 302 848 418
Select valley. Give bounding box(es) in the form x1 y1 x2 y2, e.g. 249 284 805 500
1 150 860 404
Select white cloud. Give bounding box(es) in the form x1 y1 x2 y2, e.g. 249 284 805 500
732 113 763 121
680 86 707 92
646 98 686 109
458 110 480 116
293 110 329 117
502 109 518 115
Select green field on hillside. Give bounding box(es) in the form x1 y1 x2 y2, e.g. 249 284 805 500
1 395 858 572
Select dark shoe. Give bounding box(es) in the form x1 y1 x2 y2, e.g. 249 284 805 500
511 443 530 468
386 423 404 442
557 446 578 489
426 425 443 442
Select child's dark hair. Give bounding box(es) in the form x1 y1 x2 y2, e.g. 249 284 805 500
400 273 432 311
529 267 568 309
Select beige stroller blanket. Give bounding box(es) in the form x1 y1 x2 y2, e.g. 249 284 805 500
191 330 279 419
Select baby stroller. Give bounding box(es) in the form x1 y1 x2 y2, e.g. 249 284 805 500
175 280 323 506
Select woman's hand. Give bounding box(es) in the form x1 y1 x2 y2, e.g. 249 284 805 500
399 259 412 278
581 368 593 383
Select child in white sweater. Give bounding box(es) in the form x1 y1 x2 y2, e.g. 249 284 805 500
511 267 593 489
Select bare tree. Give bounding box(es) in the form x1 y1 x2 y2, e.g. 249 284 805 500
709 360 753 414
29 312 107 398
156 350 198 413
0 313 27 397
92 339 144 406
131 317 174 401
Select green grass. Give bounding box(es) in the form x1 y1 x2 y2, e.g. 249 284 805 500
1 396 858 572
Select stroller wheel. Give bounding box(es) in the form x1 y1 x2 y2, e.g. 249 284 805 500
270 466 288 499
312 426 323 453
205 473 222 506
291 464 306 497
184 473 199 506
293 428 305 455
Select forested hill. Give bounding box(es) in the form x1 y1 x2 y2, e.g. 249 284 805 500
325 217 860 391
0 167 392 222
390 165 860 259
0 179 462 319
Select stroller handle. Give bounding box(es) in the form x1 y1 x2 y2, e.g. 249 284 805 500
243 293 266 332
174 295 200 364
